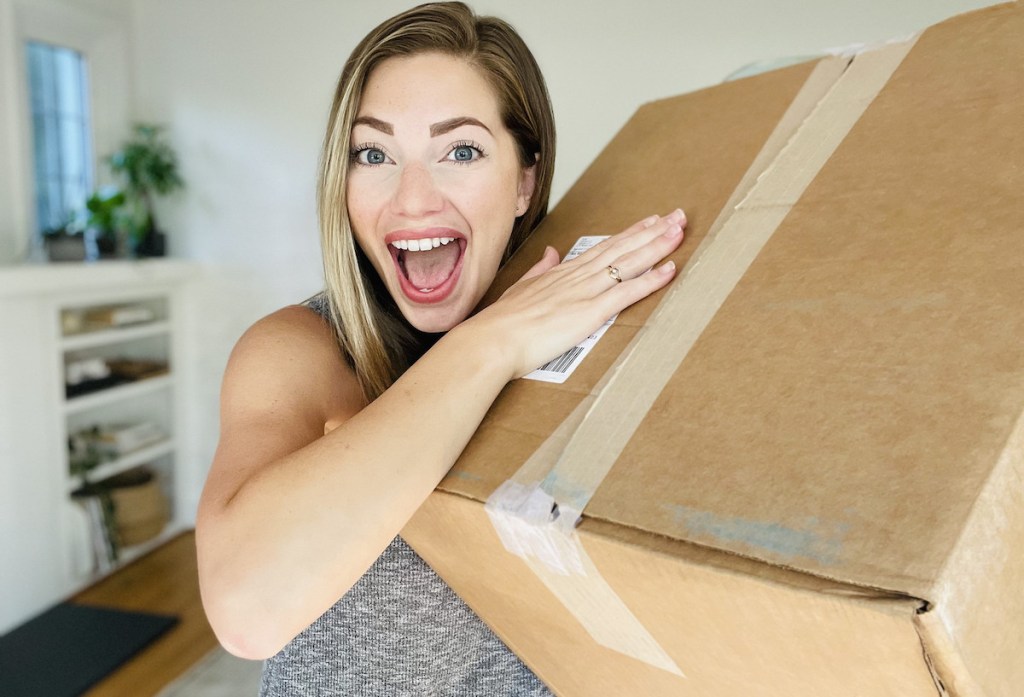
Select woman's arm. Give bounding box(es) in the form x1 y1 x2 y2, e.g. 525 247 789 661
197 211 684 659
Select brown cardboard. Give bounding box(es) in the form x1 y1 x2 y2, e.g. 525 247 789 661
402 3 1024 695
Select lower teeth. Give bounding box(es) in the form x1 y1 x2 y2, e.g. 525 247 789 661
419 287 434 292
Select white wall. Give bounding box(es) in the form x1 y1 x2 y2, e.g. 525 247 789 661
0 0 26 263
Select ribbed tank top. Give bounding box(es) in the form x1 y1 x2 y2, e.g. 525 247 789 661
258 297 551 696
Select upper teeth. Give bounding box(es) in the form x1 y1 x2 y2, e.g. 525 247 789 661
391 237 455 251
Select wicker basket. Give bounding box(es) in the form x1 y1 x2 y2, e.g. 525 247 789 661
104 467 170 547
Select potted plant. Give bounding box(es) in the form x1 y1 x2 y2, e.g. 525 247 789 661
85 187 126 259
107 123 184 257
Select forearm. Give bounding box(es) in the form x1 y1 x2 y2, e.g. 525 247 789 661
198 320 510 658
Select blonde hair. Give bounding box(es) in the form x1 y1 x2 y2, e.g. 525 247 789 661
317 2 555 401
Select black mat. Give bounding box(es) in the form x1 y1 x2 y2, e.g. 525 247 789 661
0 602 178 697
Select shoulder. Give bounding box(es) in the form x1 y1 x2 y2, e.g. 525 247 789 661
234 303 334 358
223 304 365 428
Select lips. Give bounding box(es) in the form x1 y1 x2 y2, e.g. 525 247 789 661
385 229 467 304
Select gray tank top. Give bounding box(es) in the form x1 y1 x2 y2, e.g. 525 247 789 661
259 298 551 696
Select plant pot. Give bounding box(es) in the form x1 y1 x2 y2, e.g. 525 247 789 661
135 229 166 258
94 231 120 259
45 233 87 262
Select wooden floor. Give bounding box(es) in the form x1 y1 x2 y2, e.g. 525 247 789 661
72 530 222 696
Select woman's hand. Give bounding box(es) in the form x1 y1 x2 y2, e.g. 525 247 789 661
466 209 687 380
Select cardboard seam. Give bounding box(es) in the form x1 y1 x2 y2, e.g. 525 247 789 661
591 500 939 598
921 402 1024 697
914 610 987 697
915 620 952 697
577 514 924 604
421 486 920 608
930 403 1024 609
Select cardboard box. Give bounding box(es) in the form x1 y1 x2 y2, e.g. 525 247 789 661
402 4 1024 696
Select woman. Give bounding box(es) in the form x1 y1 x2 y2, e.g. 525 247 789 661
196 2 685 695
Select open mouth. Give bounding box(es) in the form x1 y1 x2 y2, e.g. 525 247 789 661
387 232 467 304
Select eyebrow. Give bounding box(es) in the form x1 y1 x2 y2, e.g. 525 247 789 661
352 116 393 135
352 115 492 138
430 117 492 137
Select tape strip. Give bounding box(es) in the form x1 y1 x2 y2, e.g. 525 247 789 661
486 480 684 676
485 39 918 674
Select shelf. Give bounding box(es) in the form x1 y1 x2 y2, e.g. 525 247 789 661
66 439 175 493
73 521 193 589
61 321 171 351
0 259 200 299
64 374 174 414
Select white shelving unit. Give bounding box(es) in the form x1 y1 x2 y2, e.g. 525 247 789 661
64 373 175 414
0 260 199 635
60 294 185 573
65 439 176 494
61 320 173 352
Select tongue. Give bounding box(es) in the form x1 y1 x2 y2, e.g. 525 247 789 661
402 243 460 290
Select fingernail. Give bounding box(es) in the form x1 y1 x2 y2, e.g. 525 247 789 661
642 214 659 228
660 260 676 274
667 209 685 224
663 224 683 238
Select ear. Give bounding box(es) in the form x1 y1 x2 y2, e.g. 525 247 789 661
516 162 537 217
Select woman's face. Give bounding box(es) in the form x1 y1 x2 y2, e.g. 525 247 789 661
347 52 535 333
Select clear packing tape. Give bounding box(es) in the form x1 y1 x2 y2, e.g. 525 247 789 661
485 37 918 675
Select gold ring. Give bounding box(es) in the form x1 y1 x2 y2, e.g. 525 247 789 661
607 265 622 283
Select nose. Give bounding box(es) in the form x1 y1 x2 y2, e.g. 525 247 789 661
391 163 444 218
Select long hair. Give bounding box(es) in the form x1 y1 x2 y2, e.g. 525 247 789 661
317 2 555 402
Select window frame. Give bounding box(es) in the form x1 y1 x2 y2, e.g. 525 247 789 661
11 0 132 258
26 38 94 235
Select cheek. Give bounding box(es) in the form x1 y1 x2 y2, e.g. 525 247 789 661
346 177 387 250
442 169 518 230
345 176 373 226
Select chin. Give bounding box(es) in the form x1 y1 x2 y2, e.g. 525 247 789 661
400 302 470 334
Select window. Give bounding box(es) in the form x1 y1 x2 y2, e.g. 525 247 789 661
26 40 93 234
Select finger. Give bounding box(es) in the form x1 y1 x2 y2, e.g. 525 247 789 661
568 209 686 273
601 259 678 310
585 223 683 298
608 220 685 281
600 209 687 263
518 245 560 282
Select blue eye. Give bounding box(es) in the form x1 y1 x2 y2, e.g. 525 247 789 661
351 145 391 166
446 142 484 163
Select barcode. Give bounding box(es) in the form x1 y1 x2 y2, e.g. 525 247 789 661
537 346 585 375
521 236 614 384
